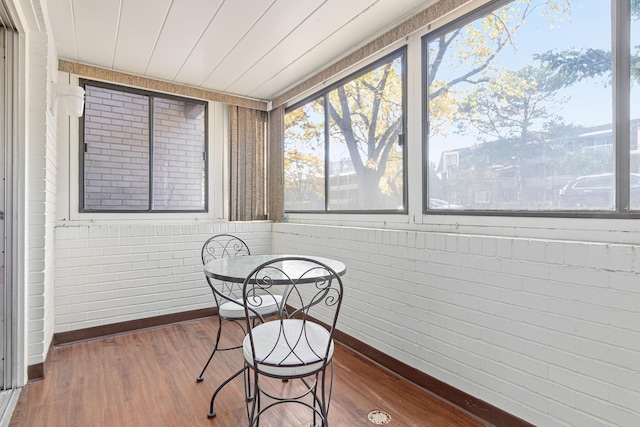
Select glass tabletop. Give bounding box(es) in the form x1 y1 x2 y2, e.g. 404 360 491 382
203 254 346 284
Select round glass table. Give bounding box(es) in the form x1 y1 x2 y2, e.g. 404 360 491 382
203 254 346 284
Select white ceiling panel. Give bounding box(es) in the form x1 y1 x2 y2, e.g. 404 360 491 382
112 0 172 75
173 0 275 88
47 0 439 101
144 0 224 81
200 0 326 93
247 0 435 98
226 0 395 97
47 0 77 60
72 0 122 68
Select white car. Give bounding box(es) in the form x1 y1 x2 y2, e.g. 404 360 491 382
428 198 466 210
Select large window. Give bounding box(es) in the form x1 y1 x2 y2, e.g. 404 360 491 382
80 81 207 212
284 48 406 212
424 0 639 215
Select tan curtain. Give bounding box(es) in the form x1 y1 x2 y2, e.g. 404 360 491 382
229 106 268 221
268 105 284 221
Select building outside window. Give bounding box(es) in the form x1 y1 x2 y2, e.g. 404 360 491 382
424 0 639 214
80 81 207 212
284 48 407 213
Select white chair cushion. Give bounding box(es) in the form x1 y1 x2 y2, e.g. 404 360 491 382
219 295 282 319
243 319 334 377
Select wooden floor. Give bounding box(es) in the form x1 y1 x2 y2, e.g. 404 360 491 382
9 317 484 427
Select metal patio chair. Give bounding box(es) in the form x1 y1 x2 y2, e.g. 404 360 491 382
241 256 344 427
198 234 281 419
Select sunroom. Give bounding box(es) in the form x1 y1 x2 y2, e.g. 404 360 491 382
0 0 639 426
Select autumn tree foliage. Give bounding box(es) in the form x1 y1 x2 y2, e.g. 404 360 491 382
286 0 577 210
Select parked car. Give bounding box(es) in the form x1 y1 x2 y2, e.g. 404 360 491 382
428 198 466 210
558 173 640 209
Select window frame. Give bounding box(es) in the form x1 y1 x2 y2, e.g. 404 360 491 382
79 79 209 214
284 46 408 214
421 0 640 219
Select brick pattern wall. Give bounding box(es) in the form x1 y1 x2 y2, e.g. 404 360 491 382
28 30 54 368
53 222 271 332
272 223 640 427
83 86 149 209
152 98 205 210
83 86 205 210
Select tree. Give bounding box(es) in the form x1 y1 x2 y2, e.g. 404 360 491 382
286 1 571 209
326 59 404 209
424 1 574 208
284 102 325 209
284 149 324 209
451 64 567 203
427 0 571 137
534 0 640 85
455 65 565 142
533 48 611 87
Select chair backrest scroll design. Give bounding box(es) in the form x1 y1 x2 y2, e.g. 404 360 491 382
242 257 344 373
201 234 251 306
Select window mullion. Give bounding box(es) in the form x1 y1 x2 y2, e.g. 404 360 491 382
324 95 330 212
614 0 631 212
149 96 154 212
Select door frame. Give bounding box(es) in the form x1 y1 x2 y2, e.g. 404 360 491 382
0 23 17 393
1 0 25 394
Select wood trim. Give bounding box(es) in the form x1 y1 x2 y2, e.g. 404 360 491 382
35 309 531 426
306 311 533 427
29 308 217 381
27 363 43 382
58 60 268 111
52 307 217 347
26 344 53 382
334 329 535 427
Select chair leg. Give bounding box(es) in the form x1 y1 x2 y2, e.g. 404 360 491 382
244 365 253 401
207 366 247 418
246 370 259 426
322 365 334 427
310 368 332 427
196 319 223 382
312 373 320 427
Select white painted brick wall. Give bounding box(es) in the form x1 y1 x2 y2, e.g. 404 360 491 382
26 27 57 368
272 223 640 427
53 221 272 332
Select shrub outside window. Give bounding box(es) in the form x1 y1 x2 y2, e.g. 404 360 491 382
80 81 207 212
284 48 406 213
424 0 639 214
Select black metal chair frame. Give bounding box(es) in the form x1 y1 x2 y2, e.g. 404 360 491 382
241 256 344 427
197 234 263 419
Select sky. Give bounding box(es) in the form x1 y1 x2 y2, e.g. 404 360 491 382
428 0 633 162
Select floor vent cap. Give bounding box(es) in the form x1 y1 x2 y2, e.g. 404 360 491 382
368 409 391 424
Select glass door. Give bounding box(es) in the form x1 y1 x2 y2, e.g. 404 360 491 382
0 25 7 391
0 20 15 393
0 5 21 420
0 7 19 422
